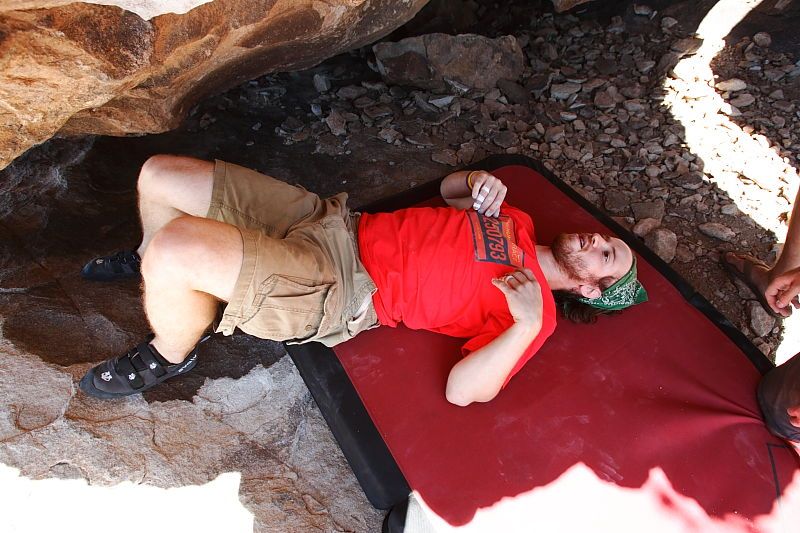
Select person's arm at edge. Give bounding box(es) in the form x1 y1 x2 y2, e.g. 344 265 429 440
445 269 543 406
765 188 800 315
440 170 507 218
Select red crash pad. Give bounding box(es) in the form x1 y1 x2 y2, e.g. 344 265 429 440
331 164 800 527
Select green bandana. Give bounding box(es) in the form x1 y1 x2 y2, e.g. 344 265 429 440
576 256 648 311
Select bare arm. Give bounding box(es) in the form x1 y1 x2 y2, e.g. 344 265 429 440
765 188 800 315
445 269 544 406
440 170 508 218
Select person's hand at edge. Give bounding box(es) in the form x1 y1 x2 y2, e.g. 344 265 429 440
766 267 800 317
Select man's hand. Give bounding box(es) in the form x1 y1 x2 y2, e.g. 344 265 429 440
765 267 800 317
492 268 543 326
446 268 544 406
469 171 507 218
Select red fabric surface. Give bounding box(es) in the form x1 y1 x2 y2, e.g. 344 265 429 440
358 204 556 386
334 165 800 526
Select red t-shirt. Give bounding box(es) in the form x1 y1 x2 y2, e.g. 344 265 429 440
358 204 557 387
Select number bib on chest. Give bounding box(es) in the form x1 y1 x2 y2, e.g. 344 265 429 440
467 211 525 268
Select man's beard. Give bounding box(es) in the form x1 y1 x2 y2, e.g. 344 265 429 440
551 233 595 285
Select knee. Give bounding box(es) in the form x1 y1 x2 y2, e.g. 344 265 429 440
137 154 181 199
142 217 209 281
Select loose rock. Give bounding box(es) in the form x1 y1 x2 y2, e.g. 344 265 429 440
432 149 458 166
645 165 662 178
550 82 582 100
623 100 647 113
594 91 615 108
730 93 755 108
671 36 703 55
720 204 740 216
633 217 660 237
313 73 331 92
698 222 736 242
337 85 368 100
675 245 694 263
545 125 566 143
378 128 401 144
497 79 529 105
595 58 618 76
645 228 678 263
493 130 518 148
324 109 346 136
715 78 746 92
661 17 678 30
604 190 631 214
636 59 656 74
631 200 665 222
753 32 772 48
457 142 476 164
748 301 776 337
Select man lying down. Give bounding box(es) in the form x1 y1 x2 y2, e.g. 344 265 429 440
79 156 647 405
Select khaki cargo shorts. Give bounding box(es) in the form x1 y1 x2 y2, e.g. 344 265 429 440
207 160 379 347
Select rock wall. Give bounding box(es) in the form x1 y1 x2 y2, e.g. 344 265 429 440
4 1 212 19
0 0 428 170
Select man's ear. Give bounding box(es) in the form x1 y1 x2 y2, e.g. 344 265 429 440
578 284 602 300
788 404 800 428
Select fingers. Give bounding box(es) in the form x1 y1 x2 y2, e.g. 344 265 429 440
765 291 791 317
470 171 489 199
472 183 493 212
519 268 536 282
484 197 504 218
764 287 788 316
481 186 501 215
493 270 544 326
492 274 516 292
492 276 512 294
776 279 800 310
470 171 507 217
492 270 539 291
766 272 800 316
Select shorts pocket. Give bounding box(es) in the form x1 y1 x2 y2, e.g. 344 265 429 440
239 274 333 341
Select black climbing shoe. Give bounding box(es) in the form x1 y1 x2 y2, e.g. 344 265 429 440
79 335 209 399
81 250 141 281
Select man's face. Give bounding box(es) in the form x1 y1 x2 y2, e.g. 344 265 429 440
552 232 634 288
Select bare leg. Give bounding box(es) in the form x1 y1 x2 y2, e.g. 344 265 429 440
141 216 243 363
136 155 215 256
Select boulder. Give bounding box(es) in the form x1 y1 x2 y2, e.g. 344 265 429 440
373 33 525 91
0 0 428 170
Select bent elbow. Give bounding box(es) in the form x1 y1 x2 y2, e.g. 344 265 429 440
445 386 474 407
445 383 500 407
